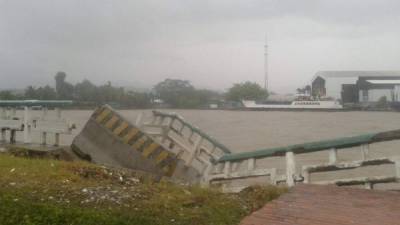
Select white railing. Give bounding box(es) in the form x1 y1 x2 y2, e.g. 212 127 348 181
0 106 75 146
210 130 400 192
137 111 400 192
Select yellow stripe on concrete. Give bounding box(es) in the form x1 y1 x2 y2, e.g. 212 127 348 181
142 143 159 158
105 115 119 129
122 128 140 144
113 121 129 136
95 108 111 123
155 151 170 164
131 136 148 151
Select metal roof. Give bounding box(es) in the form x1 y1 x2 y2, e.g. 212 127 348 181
312 71 400 82
366 80 400 84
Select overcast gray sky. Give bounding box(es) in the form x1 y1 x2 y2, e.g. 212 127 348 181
1 0 400 93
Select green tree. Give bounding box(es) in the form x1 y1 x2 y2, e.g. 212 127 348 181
120 91 151 108
96 81 124 103
0 91 20 100
36 85 57 100
154 79 197 108
24 85 56 100
74 79 98 101
24 86 38 99
226 81 268 101
55 71 74 99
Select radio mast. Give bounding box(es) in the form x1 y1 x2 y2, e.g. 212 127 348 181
264 35 268 91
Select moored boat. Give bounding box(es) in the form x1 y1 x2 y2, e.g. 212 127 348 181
242 95 343 110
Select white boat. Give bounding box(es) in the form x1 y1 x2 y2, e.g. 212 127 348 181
242 99 343 110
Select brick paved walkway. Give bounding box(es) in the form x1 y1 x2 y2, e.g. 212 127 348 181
240 184 400 225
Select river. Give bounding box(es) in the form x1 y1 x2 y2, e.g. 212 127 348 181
13 109 400 189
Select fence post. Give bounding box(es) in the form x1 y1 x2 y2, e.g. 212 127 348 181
361 144 369 160
41 107 48 120
54 133 60 146
42 132 47 145
364 182 373 190
56 107 62 119
1 129 6 143
247 158 255 171
0 107 5 119
161 118 174 143
5 108 10 119
11 107 16 117
302 167 310 183
135 112 144 127
223 161 231 177
329 148 338 164
286 151 296 187
23 106 31 144
395 160 400 179
185 136 203 166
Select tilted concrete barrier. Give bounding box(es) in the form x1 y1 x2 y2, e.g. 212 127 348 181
71 105 201 182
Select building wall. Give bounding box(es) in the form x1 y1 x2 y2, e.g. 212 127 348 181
325 77 358 100
311 77 325 98
394 85 400 102
359 89 394 102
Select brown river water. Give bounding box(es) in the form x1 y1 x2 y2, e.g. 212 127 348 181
12 109 400 189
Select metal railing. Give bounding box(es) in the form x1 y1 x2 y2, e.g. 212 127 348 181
211 129 400 191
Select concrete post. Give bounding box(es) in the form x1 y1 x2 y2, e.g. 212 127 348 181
11 107 16 117
56 107 62 119
247 158 255 171
395 160 400 178
54 133 60 146
364 182 373 190
201 163 213 187
329 148 338 164
5 108 10 119
223 161 231 177
41 107 48 120
157 116 165 126
185 136 203 166
161 118 174 143
270 168 277 185
42 132 47 145
23 106 31 144
286 151 296 187
361 144 369 161
0 107 5 119
302 168 310 183
1 129 6 143
135 112 144 127
231 162 239 172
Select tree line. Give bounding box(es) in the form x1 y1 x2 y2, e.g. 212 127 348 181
0 72 268 108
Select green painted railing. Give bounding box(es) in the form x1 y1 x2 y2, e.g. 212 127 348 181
218 129 400 162
152 110 232 154
0 100 73 107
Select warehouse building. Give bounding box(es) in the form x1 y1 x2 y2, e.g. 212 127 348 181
311 71 400 103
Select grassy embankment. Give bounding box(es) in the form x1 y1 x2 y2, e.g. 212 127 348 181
0 153 286 225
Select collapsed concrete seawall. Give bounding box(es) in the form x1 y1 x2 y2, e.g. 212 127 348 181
71 105 201 182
